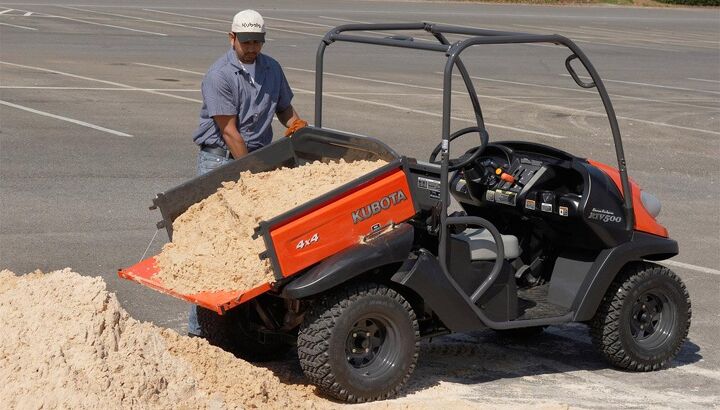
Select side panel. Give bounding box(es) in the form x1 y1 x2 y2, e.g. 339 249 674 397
270 169 416 277
282 224 414 299
392 251 486 332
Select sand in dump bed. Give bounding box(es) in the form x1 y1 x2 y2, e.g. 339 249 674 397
155 159 387 294
0 269 323 409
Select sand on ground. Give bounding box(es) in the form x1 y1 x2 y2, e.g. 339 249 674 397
0 269 322 409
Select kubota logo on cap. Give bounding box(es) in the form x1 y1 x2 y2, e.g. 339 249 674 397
352 190 407 224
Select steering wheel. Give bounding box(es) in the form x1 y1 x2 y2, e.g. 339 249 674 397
429 126 489 171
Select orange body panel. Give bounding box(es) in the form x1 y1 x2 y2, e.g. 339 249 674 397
118 257 271 315
587 159 668 238
270 169 416 277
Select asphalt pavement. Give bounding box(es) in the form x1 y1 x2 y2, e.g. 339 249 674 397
1 0 718 407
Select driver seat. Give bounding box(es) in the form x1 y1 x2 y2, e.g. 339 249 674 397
451 228 520 261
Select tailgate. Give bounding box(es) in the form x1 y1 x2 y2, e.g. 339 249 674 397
118 257 271 314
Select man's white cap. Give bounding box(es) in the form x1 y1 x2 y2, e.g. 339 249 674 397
231 9 265 42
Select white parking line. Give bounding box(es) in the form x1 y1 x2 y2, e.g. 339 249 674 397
11 7 167 36
0 22 37 30
561 74 720 96
0 86 199 91
0 100 133 137
133 61 569 139
287 66 720 137
9 9 167 37
580 25 719 46
141 9 320 38
61 6 226 34
0 61 202 104
0 9 12 15
662 260 720 276
688 78 720 84
437 72 718 111
436 73 720 135
512 23 714 51
134 62 203 75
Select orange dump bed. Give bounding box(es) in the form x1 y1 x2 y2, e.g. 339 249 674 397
119 162 417 314
118 257 271 314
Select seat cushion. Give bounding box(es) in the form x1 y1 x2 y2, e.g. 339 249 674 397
452 228 520 260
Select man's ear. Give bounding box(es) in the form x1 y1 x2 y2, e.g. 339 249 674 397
228 32 235 48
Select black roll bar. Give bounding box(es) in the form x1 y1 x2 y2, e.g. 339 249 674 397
314 22 635 276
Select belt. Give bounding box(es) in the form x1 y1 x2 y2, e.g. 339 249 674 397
201 145 233 159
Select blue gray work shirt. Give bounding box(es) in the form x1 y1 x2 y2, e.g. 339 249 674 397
192 50 294 152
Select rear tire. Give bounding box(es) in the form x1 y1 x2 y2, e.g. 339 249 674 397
197 304 292 362
297 283 419 403
590 262 691 371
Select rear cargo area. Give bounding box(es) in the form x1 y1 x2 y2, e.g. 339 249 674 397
119 128 417 313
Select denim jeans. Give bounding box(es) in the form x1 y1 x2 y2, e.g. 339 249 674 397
187 149 234 336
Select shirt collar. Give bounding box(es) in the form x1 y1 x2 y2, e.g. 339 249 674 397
226 49 268 73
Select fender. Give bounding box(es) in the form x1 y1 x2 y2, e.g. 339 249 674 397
572 231 678 321
281 223 414 299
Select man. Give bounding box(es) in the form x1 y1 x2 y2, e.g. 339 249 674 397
193 9 307 174
189 9 307 337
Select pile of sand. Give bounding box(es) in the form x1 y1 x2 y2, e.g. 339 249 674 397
0 269 322 409
156 159 387 294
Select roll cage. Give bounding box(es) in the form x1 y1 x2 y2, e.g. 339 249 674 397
313 22 633 278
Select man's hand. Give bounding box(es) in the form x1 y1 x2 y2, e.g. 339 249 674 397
284 118 308 137
277 105 307 137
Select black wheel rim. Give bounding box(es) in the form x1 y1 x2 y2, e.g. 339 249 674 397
345 314 399 378
629 288 677 350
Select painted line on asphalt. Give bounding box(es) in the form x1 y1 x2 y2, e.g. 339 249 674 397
285 65 719 137
12 7 167 36
662 260 720 276
513 23 714 51
133 61 569 139
0 60 202 104
61 6 225 34
511 23 684 53
0 8 12 15
438 72 718 111
0 99 133 137
141 9 321 38
561 73 720 96
0 22 37 30
303 88 569 139
688 78 720 84
134 62 203 75
580 25 719 45
0 86 199 91
436 72 720 135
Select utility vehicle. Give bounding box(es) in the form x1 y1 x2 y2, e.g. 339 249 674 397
121 23 691 403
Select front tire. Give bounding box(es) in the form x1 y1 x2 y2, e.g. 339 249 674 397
297 283 419 403
590 262 691 371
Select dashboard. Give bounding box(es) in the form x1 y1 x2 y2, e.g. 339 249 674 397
450 143 584 222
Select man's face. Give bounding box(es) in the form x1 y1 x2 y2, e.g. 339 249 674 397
230 33 263 64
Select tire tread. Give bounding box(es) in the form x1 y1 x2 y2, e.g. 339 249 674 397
590 262 691 371
297 282 420 403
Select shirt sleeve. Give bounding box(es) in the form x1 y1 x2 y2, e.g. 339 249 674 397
276 68 294 113
201 71 237 117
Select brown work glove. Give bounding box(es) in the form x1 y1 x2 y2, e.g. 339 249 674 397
284 118 308 137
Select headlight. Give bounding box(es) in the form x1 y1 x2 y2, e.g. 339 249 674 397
640 191 661 218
